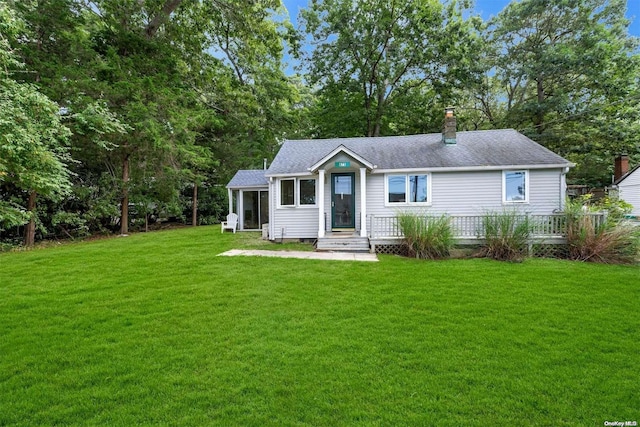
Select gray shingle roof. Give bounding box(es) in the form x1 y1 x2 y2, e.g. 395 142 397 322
227 170 268 188
266 129 571 176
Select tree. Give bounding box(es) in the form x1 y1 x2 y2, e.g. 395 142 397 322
0 4 73 245
488 0 640 185
300 0 484 137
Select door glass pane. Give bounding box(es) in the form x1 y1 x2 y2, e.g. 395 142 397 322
243 191 259 229
333 175 354 227
259 191 269 227
334 175 352 195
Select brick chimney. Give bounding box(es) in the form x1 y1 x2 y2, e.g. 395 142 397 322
443 107 456 145
614 155 629 182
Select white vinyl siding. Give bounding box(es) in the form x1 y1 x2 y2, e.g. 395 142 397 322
271 176 320 239
271 207 320 239
618 169 640 216
269 168 565 240
367 169 564 218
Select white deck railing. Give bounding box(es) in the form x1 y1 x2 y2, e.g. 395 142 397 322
368 213 607 240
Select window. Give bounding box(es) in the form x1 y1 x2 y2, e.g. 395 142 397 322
503 171 528 203
279 178 316 207
388 175 406 203
299 179 316 205
409 175 428 203
386 174 430 205
280 179 295 206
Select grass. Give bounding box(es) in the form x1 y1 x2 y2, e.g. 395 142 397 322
0 227 638 426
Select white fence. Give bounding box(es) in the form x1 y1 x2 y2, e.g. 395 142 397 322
368 213 607 240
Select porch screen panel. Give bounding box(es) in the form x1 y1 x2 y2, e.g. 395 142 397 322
243 191 259 229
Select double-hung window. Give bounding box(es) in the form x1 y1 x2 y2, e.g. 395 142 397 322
503 170 528 203
280 179 295 206
299 179 316 205
279 178 316 207
386 173 430 205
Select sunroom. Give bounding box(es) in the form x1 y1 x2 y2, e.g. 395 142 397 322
226 170 269 231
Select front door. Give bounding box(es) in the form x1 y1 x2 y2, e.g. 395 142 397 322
331 173 355 229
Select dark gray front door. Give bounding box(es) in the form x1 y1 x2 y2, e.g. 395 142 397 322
331 173 355 229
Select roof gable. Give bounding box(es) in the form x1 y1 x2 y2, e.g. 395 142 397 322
614 164 640 185
309 144 375 172
266 129 572 176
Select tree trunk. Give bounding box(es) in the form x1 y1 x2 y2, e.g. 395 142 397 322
192 182 198 226
145 0 183 38
24 190 37 246
535 78 545 134
371 83 387 137
120 153 130 235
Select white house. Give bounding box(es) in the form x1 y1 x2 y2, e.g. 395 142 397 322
613 155 640 217
227 110 574 245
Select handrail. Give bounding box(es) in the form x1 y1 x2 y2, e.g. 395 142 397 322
368 213 607 239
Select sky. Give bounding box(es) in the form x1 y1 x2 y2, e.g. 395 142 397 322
279 0 640 75
282 0 640 37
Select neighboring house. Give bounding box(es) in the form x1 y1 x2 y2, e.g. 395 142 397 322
227 109 574 242
613 155 640 217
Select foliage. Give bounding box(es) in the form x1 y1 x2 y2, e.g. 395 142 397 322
482 0 640 186
1 0 300 244
0 3 73 235
480 211 533 262
563 198 639 264
2 0 639 244
0 201 28 231
0 227 638 424
397 212 454 259
300 0 485 137
592 195 633 223
571 193 633 224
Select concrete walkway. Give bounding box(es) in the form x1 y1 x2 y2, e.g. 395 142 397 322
218 249 378 262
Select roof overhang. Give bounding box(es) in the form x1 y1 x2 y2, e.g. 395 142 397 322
226 184 269 190
308 145 376 173
264 171 315 179
372 163 575 174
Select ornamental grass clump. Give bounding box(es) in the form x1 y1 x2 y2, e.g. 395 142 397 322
480 211 532 262
397 213 454 259
564 199 640 264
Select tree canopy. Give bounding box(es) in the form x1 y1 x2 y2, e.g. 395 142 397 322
0 0 638 245
300 0 485 137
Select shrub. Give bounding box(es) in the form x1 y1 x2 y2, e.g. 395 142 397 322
572 193 633 224
564 199 639 264
397 213 454 259
480 211 532 262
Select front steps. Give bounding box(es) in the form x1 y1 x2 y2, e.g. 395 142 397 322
316 233 371 253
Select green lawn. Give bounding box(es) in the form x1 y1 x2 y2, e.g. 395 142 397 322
0 227 638 426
